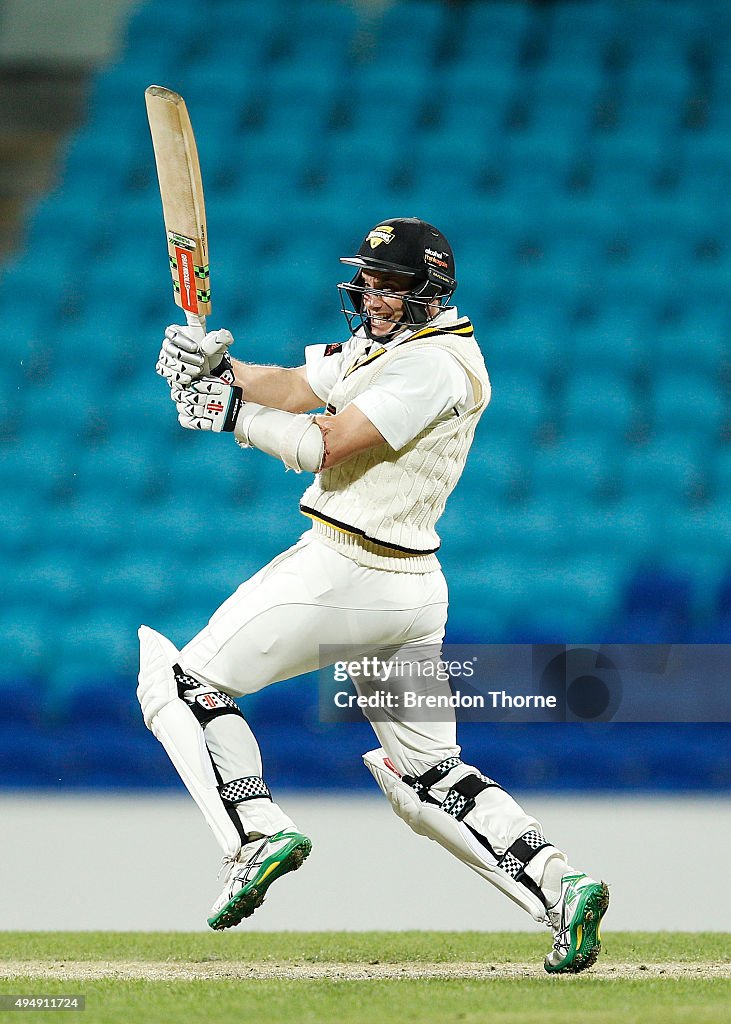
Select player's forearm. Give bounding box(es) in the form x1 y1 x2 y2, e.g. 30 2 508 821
231 360 315 413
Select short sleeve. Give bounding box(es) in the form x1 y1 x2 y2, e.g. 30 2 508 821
304 343 346 404
351 347 471 450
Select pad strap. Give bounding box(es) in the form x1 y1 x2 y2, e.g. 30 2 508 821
403 756 462 797
441 773 499 820
174 665 243 727
497 829 552 908
404 758 502 821
219 776 272 806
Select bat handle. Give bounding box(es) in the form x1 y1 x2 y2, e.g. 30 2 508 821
185 311 206 343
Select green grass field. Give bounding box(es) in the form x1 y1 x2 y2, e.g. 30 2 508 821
0 932 728 1024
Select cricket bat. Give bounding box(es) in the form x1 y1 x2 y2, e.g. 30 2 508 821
145 85 211 335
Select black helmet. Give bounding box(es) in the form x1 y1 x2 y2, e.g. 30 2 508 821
338 217 457 337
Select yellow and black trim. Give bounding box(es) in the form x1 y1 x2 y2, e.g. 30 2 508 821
343 319 474 378
406 317 474 342
344 344 387 378
300 505 440 556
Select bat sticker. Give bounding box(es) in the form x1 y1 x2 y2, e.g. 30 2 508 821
167 230 196 250
174 245 198 313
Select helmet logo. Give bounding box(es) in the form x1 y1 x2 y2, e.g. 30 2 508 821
424 247 449 270
367 225 395 249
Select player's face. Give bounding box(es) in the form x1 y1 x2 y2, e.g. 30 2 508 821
360 270 412 338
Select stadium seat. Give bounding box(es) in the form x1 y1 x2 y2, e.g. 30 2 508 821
618 567 694 641
527 438 619 504
622 437 705 504
480 369 549 439
562 371 637 441
649 372 727 440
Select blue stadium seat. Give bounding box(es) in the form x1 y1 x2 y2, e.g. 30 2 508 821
661 508 729 605
711 449 731 504
562 371 636 440
589 133 675 199
18 551 89 614
0 727 58 786
0 606 53 677
620 0 707 43
47 606 140 686
0 254 72 328
55 124 141 202
72 442 161 503
619 567 694 641
523 64 604 134
3 435 69 500
678 131 731 203
481 300 564 379
87 61 176 135
553 504 639 571
649 372 727 440
443 576 510 642
359 1 447 65
652 305 728 377
548 0 617 39
47 322 128 378
528 438 619 505
44 496 129 559
106 377 178 439
567 309 648 376
159 439 262 506
461 434 530 506
20 377 100 443
622 436 705 504
499 130 581 197
439 62 516 123
480 369 548 439
0 494 41 557
459 0 532 65
95 550 199 619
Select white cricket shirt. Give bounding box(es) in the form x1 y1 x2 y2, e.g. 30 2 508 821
304 308 474 450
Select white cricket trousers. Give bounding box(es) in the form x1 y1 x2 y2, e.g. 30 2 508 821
180 530 454 829
181 530 543 854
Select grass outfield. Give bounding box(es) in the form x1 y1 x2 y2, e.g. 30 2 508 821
0 932 728 1024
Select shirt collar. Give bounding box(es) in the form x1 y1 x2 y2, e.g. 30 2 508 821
382 305 461 348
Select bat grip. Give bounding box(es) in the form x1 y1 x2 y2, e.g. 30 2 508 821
185 311 207 339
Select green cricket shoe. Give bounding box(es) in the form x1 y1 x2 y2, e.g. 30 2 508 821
207 830 312 931
544 873 610 974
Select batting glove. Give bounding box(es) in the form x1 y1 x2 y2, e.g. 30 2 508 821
174 378 244 432
157 326 235 386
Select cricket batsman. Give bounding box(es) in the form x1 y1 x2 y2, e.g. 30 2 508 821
139 217 609 973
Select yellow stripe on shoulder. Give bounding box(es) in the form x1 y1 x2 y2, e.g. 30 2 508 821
344 345 387 377
406 318 474 342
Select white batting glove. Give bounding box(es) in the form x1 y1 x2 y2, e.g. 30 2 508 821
175 378 244 432
156 326 235 386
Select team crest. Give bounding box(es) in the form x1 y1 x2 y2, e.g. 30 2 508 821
367 225 395 249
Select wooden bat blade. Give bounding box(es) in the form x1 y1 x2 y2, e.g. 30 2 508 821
145 85 211 321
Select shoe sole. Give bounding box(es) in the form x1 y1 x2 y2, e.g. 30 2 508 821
544 881 610 975
207 835 312 931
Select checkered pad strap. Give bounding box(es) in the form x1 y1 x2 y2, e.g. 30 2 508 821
173 664 243 727
497 830 551 880
403 757 462 799
219 776 272 806
441 772 500 820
